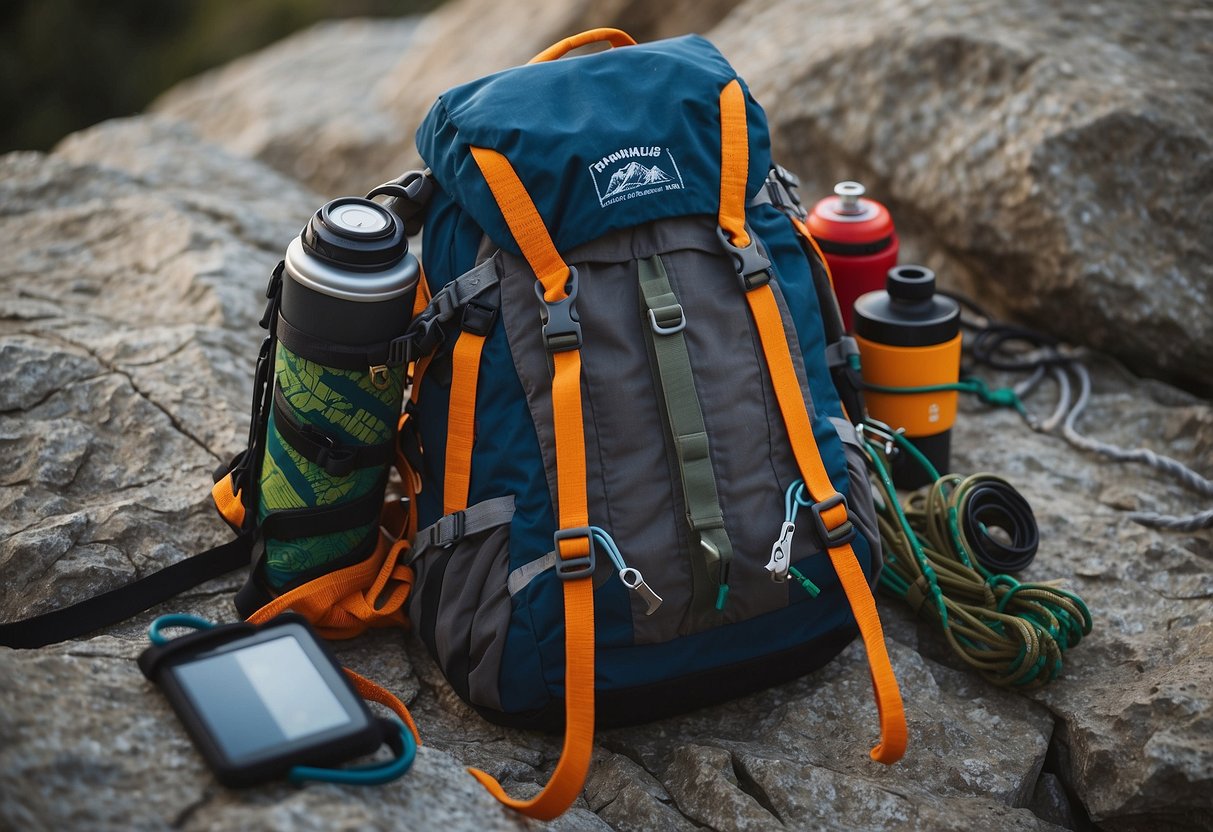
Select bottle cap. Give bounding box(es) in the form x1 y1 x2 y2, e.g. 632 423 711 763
301 197 408 271
887 266 936 302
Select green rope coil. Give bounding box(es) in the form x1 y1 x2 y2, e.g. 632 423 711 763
862 427 1093 689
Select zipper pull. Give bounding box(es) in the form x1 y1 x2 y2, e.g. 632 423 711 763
766 521 796 582
619 567 663 616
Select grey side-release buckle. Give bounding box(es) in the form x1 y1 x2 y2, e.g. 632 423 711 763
810 492 857 548
716 227 773 291
534 266 582 353
553 525 596 580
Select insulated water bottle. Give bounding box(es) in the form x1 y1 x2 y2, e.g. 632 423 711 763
259 197 419 587
853 266 960 489
807 181 899 332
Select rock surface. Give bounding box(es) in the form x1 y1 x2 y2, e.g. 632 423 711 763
151 0 744 199
712 0 1213 396
3 5 1212 831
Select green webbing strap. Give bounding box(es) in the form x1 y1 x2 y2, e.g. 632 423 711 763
638 256 733 614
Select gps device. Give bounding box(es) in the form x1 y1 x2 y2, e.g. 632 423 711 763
139 613 411 787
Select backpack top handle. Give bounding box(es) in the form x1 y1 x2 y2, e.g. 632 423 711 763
529 28 637 64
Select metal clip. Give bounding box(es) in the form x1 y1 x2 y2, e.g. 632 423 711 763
619 567 663 615
369 364 391 390
765 521 796 582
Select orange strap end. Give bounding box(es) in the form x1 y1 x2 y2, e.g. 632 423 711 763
344 667 422 747
210 472 246 529
718 79 751 248
529 28 637 64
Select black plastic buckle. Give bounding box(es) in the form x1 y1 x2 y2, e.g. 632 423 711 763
771 164 806 218
401 314 445 362
461 298 498 337
553 525 596 580
716 227 773 292
534 266 582 353
810 492 857 548
265 261 285 299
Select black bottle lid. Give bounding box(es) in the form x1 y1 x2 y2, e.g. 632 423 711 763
853 265 960 347
300 197 408 271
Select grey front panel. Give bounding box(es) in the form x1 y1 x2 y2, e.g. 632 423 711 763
496 216 853 644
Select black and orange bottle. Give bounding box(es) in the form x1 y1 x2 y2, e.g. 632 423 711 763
854 266 960 488
806 181 899 332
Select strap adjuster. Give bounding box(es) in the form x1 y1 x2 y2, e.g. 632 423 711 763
300 425 356 476
434 510 465 548
716 227 773 291
553 525 596 580
461 298 498 337
810 492 857 548
647 303 686 335
534 266 582 353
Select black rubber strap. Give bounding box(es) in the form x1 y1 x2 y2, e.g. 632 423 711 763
0 532 256 649
962 481 1039 574
271 388 394 477
259 475 388 541
276 313 396 371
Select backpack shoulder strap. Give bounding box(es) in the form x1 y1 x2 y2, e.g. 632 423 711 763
717 78 908 765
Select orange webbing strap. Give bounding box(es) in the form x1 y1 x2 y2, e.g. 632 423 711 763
790 215 836 290
718 77 907 765
745 287 906 762
468 350 595 821
529 28 637 63
344 667 422 747
245 533 413 641
466 145 596 821
444 331 486 514
718 79 752 249
469 146 571 302
211 472 246 528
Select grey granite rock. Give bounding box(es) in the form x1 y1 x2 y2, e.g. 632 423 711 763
151 19 420 200
711 0 1213 395
152 2 746 199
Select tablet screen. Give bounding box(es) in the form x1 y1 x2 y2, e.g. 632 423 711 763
174 635 352 763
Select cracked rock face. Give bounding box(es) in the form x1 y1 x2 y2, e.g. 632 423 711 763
2 18 1212 832
711 0 1213 396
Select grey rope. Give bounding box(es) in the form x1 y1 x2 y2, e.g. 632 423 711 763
1015 356 1213 530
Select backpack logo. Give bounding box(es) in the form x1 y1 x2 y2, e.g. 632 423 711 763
589 146 685 207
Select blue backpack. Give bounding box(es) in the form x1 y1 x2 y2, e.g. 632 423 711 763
398 28 907 818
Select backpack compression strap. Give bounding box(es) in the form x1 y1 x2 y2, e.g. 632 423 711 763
716 79 908 764
466 145 596 821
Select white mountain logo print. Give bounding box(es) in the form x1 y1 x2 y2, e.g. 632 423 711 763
589 146 685 207
603 162 673 198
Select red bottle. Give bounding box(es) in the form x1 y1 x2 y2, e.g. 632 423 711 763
806 182 899 332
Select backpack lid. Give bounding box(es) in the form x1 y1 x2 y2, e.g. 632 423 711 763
416 35 772 256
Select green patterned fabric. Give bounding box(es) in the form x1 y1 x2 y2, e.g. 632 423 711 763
259 344 403 587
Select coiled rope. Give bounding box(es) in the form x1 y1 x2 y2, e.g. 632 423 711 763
861 426 1093 688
